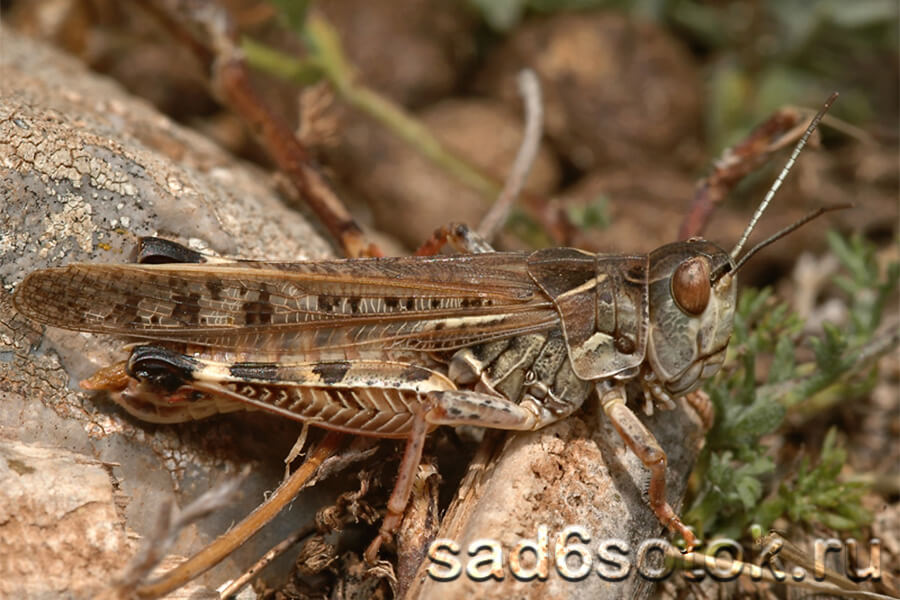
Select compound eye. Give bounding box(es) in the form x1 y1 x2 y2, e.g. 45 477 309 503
672 256 711 315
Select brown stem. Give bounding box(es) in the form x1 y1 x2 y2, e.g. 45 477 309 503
137 0 379 258
679 109 803 240
134 431 344 599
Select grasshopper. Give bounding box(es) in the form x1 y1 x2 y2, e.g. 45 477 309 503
12 95 840 562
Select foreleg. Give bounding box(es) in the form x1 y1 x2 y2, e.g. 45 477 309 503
598 382 699 551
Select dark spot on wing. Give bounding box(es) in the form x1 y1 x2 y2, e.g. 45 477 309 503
313 361 352 384
385 297 399 309
318 295 336 312
348 296 361 313
206 280 224 301
405 298 415 310
112 293 143 325
171 292 202 325
243 288 272 325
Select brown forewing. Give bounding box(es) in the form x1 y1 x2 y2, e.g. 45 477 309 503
13 253 560 357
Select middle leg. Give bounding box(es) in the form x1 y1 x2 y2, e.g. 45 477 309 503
415 222 495 256
366 387 583 562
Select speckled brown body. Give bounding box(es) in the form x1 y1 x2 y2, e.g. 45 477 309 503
13 235 738 554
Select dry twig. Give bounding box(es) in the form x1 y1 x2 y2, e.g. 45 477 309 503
478 69 543 243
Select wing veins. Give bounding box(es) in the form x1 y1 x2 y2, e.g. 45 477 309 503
14 255 558 352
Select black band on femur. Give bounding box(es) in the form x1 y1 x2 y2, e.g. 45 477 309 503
126 345 198 392
135 237 208 264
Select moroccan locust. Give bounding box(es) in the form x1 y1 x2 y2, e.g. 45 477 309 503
12 94 842 562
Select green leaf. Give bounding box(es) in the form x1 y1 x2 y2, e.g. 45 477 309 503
767 428 870 532
730 400 786 441
736 476 762 509
768 336 796 382
565 195 611 230
270 0 311 32
811 323 849 372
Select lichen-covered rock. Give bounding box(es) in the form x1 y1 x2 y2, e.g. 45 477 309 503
0 26 332 597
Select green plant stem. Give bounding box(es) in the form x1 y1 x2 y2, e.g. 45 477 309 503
241 36 323 84
242 16 501 201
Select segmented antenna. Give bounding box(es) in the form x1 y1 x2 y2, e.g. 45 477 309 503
730 92 839 261
731 203 852 274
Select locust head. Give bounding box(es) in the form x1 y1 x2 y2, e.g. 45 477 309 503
645 240 736 397
643 93 847 401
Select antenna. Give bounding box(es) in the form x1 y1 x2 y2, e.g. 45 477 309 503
731 203 852 274
730 92 839 261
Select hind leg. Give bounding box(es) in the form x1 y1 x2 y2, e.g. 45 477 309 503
364 388 582 562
